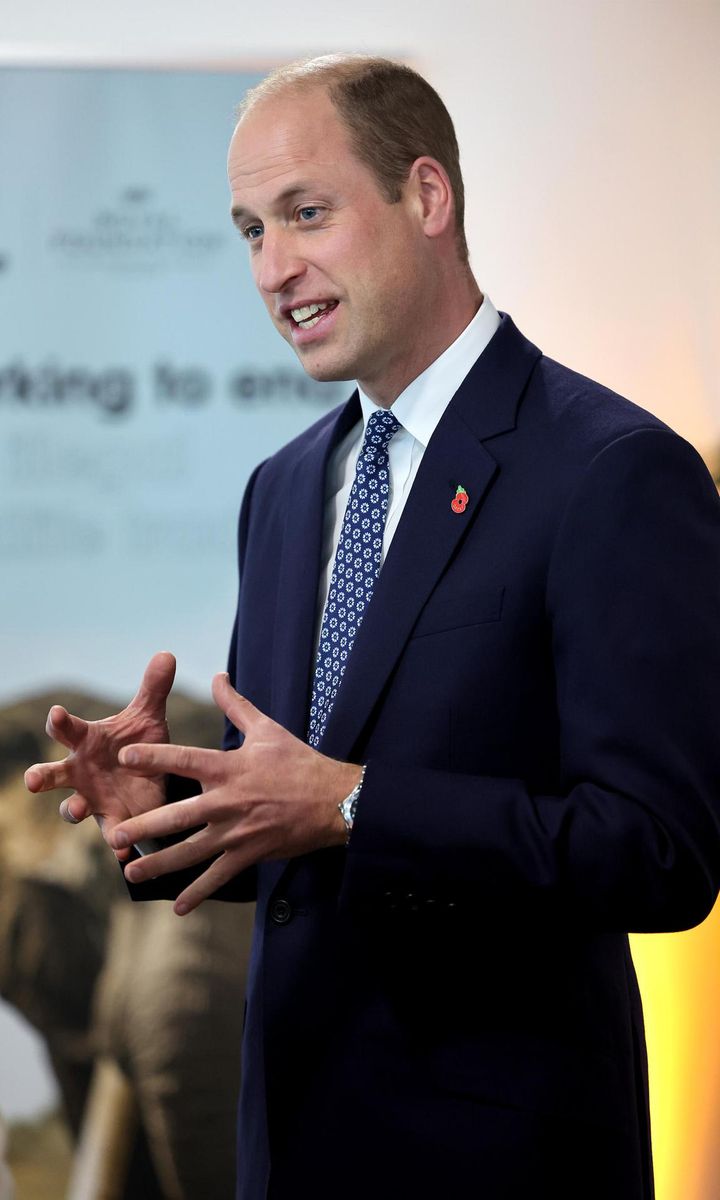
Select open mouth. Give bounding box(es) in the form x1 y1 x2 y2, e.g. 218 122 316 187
289 301 338 330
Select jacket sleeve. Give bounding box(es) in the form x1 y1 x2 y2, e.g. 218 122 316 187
340 427 720 933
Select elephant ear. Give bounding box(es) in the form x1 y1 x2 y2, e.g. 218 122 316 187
0 702 123 1136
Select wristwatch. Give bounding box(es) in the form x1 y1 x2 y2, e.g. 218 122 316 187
338 765 366 844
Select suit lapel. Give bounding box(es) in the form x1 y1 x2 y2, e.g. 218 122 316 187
265 317 540 898
270 393 361 739
264 397 361 899
319 315 542 762
317 410 497 761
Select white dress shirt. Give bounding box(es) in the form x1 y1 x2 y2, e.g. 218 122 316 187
315 295 501 644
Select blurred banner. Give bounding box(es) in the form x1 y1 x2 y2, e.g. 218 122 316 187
0 65 346 706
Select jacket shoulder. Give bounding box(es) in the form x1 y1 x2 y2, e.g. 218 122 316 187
527 354 673 459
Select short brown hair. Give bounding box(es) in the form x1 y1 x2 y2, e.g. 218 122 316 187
238 55 469 264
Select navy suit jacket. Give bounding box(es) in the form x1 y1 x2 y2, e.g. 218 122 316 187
138 315 720 1199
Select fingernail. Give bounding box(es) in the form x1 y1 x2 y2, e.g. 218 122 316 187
175 902 189 916
114 832 129 849
125 865 139 882
60 801 79 825
121 749 138 766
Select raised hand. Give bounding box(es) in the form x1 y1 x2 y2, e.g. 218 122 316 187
108 673 362 914
24 652 177 851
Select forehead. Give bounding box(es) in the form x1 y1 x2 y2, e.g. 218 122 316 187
228 88 364 205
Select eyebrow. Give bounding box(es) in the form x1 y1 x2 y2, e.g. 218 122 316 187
230 182 318 228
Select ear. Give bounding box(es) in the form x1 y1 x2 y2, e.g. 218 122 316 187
406 156 455 242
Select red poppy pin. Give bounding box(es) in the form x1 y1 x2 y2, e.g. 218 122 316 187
451 484 469 514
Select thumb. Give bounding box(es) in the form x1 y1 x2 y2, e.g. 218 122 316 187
59 794 92 824
211 673 262 731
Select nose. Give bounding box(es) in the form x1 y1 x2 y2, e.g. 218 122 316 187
255 229 305 296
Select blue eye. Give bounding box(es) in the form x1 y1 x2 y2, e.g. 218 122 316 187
298 207 320 222
243 224 263 241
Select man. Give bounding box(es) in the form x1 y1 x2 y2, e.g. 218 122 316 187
26 56 720 1199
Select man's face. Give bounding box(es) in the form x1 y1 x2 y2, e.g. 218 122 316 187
228 89 431 403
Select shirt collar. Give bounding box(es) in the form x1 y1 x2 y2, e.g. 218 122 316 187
356 294 501 447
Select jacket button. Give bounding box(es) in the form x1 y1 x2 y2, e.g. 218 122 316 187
270 898 292 925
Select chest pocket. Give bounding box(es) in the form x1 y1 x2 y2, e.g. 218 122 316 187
410 585 505 638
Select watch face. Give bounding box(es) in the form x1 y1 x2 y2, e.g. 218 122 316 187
340 770 364 835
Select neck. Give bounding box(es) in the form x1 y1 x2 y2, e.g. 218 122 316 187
360 270 484 408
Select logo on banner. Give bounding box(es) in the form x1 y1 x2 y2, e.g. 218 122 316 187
47 187 226 273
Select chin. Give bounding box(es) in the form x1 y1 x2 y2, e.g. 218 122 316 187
294 352 357 385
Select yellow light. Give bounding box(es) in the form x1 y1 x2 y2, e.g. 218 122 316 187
631 898 720 1199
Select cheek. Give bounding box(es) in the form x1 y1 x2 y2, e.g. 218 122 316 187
370 224 419 291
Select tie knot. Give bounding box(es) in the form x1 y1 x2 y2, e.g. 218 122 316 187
362 409 401 457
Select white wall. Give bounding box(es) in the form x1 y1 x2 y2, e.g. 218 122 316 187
4 0 718 458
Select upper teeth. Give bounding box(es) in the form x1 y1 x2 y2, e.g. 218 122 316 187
291 302 329 324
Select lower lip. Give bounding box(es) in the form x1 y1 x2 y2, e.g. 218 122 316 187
289 303 339 347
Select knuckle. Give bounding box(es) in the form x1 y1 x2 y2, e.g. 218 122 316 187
213 792 238 821
217 825 238 852
176 746 194 773
168 806 188 835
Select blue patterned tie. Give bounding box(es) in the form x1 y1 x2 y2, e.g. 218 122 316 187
307 409 401 748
